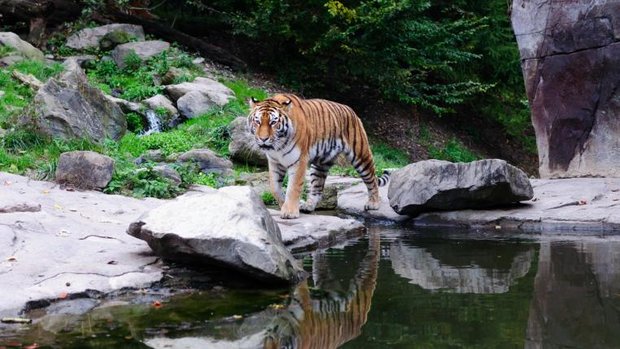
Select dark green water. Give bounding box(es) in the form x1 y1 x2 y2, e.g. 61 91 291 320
3 225 620 348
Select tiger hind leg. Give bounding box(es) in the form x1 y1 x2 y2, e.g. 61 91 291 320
346 150 380 211
300 163 331 213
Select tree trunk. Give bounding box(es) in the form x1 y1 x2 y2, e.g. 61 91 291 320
0 0 52 21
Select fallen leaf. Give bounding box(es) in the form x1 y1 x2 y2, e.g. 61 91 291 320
59 292 68 299
3 180 12 186
107 260 118 265
232 315 243 320
53 204 63 210
7 256 17 262
24 343 39 349
152 300 162 308
42 190 49 194
578 199 587 205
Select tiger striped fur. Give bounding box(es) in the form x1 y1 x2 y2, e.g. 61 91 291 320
248 93 389 219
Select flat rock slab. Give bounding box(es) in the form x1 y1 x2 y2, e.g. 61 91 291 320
0 172 368 313
339 178 620 234
271 209 365 253
0 172 163 314
338 184 410 222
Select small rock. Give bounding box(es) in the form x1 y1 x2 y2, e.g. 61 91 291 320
161 67 190 85
165 77 235 105
177 149 233 175
104 94 143 114
112 40 170 69
0 32 44 61
192 57 205 65
55 151 115 190
176 90 216 118
135 149 166 165
66 24 145 50
153 165 182 185
100 30 135 50
143 94 177 116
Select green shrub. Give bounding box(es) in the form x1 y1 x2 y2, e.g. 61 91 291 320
429 138 479 163
261 191 278 206
126 112 145 133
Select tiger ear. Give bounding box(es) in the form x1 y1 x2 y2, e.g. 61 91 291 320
249 97 259 108
282 98 292 111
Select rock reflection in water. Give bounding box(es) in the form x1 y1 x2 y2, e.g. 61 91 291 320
144 232 380 349
390 238 534 293
526 240 620 349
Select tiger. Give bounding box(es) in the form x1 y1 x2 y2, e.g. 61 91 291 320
247 93 390 219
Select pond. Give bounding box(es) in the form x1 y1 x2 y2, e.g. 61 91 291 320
3 224 620 348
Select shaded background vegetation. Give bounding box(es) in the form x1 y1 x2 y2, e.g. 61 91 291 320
152 0 532 152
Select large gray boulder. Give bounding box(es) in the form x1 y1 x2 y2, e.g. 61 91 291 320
31 59 127 142
511 0 620 178
388 159 533 216
177 148 233 175
228 116 268 166
165 77 235 105
0 32 44 61
127 186 306 284
55 151 115 189
112 40 170 69
66 24 145 51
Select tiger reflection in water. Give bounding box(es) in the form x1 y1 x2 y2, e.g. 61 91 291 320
264 230 380 349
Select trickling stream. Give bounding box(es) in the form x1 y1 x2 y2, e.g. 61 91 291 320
141 109 162 135
3 225 620 348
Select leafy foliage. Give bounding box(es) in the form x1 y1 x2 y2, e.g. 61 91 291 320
223 0 490 114
85 48 202 102
428 138 479 163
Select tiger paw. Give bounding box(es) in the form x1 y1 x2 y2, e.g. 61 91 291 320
364 200 381 211
280 203 300 219
299 200 316 213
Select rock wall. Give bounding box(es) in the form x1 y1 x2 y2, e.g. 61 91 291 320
511 0 620 178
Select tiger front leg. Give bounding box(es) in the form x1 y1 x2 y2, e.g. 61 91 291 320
280 157 308 219
268 160 287 207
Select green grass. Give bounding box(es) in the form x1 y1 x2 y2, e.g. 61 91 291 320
429 138 479 163
0 45 15 58
85 47 204 102
0 60 64 127
331 142 410 176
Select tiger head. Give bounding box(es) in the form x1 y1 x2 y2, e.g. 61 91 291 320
247 96 293 151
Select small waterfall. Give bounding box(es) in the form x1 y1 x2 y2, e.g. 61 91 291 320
141 109 162 135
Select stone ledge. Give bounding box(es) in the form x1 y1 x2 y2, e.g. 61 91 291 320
338 178 620 235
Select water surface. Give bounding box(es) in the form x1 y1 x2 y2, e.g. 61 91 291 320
3 225 620 348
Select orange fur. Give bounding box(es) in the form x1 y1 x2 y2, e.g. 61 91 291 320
248 93 381 219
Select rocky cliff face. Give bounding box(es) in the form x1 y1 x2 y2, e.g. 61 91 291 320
511 0 620 178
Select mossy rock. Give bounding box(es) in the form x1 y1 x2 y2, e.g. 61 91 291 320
100 30 135 50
